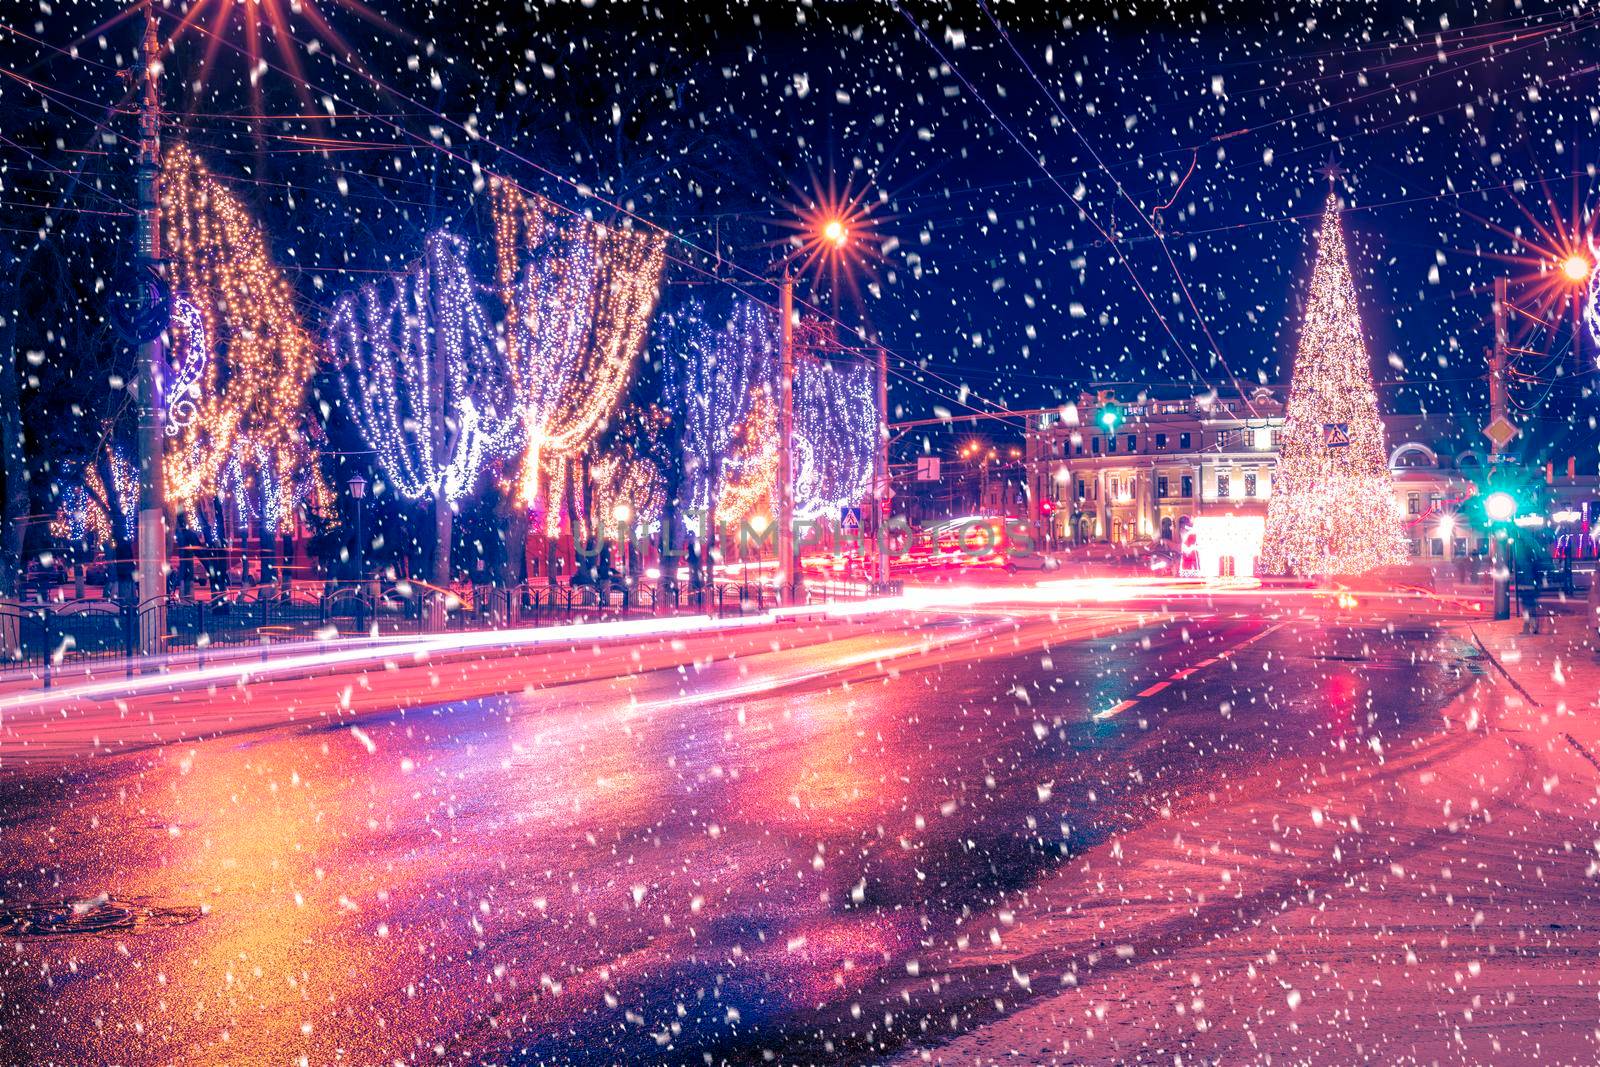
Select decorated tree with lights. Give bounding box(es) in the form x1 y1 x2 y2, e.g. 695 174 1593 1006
161 144 327 534
330 231 517 588
716 388 781 525
661 298 877 540
793 356 877 523
588 406 671 545
491 178 666 573
53 448 138 552
1260 191 1407 577
658 295 779 543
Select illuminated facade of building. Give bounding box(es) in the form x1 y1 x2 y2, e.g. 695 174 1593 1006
1021 384 1594 575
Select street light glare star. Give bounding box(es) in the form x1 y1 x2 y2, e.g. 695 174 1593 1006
1561 254 1591 283
822 219 848 248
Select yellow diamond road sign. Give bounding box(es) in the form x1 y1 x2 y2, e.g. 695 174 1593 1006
1482 415 1519 450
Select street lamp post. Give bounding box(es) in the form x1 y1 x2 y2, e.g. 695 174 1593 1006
1485 254 1591 619
1489 277 1512 620
875 343 890 590
348 473 368 627
133 0 169 654
612 502 632 607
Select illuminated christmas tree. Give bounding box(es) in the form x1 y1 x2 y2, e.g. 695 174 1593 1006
1259 190 1407 577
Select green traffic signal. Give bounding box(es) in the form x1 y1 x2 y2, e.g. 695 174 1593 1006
1097 406 1123 432
1482 490 1517 523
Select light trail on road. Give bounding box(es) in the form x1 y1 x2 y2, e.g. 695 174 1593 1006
0 598 1494 1065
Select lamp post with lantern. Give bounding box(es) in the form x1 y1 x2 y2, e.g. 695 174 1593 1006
348 472 369 627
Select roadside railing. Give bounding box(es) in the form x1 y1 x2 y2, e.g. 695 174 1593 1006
0 574 884 688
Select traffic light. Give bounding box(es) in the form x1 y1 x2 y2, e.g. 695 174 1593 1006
1465 460 1544 530
1040 500 1055 516
1097 405 1124 433
1482 491 1516 524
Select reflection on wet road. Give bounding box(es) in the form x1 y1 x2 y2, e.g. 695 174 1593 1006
0 610 1473 1064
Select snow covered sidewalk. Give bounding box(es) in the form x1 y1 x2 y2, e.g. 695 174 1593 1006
888 612 1600 1066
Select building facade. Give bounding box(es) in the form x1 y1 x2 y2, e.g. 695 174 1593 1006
1021 384 1594 575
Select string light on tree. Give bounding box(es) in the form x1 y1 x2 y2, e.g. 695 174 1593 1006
793 357 877 521
53 450 138 546
658 295 779 528
591 450 667 540
331 231 517 503
161 143 326 532
716 387 780 523
1259 189 1407 577
491 177 665 527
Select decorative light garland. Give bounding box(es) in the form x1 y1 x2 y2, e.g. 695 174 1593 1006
1259 192 1407 577
162 296 207 438
161 144 326 532
491 178 665 520
331 231 517 503
591 451 667 539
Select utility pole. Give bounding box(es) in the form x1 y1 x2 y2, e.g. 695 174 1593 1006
134 0 168 654
427 248 451 628
776 270 797 604
874 342 890 589
1490 275 1511 621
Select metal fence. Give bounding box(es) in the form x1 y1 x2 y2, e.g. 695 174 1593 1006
0 575 890 688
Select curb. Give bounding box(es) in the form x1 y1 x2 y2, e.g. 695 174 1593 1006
1468 625 1544 708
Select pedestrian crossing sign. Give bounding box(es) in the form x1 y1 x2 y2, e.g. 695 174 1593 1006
840 506 862 535
1322 422 1350 448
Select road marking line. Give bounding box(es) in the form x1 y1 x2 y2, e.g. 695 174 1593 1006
1090 620 1288 726
1093 699 1138 722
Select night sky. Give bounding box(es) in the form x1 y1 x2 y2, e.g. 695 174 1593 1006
4 0 1598 455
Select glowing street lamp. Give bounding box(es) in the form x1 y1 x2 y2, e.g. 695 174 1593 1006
1561 253 1593 284
822 218 849 249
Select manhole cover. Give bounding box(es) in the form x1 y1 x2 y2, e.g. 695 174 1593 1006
0 896 204 938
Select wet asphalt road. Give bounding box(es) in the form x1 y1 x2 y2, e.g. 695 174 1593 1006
0 606 1477 1065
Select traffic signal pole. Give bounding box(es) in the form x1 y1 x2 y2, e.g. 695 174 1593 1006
875 342 890 589
1490 276 1511 621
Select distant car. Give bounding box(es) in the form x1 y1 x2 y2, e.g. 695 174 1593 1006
1007 551 1061 571
1146 545 1180 573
